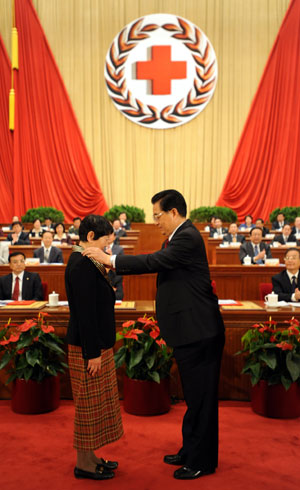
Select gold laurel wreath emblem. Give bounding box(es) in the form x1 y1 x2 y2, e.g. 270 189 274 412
105 17 217 125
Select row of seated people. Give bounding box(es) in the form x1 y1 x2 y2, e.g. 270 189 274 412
0 234 125 302
221 223 300 248
208 214 300 237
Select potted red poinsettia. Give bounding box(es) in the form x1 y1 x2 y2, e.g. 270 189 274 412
114 315 173 415
0 312 67 414
236 317 300 418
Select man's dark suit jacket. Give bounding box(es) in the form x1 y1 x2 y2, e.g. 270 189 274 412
271 220 288 230
108 270 124 300
273 234 298 245
7 231 30 245
115 220 224 347
222 233 245 243
209 227 228 237
0 271 43 300
65 252 116 359
114 229 127 239
239 242 272 264
291 226 300 235
272 270 300 302
33 246 63 263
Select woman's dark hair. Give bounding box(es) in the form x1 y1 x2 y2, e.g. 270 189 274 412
79 215 113 241
245 215 253 221
54 222 65 233
151 189 187 217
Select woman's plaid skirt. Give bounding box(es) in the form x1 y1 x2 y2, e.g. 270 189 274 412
68 345 123 451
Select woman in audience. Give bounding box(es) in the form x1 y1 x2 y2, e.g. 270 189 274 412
29 218 43 238
53 223 73 246
238 215 254 231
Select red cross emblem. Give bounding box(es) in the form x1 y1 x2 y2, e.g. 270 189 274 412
136 45 187 95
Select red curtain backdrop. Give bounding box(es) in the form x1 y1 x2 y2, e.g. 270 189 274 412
216 0 300 222
13 0 108 222
0 35 14 222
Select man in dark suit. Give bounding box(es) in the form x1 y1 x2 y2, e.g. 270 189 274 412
113 219 127 241
209 217 228 237
119 212 131 230
222 223 245 244
239 227 272 264
83 190 225 480
272 224 297 246
272 248 300 302
255 218 269 237
33 230 63 264
291 217 300 236
271 212 288 230
7 221 30 245
0 252 43 300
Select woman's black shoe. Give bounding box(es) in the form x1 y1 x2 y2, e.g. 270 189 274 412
99 458 118 470
74 465 114 480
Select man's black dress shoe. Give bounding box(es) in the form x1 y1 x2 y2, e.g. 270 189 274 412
173 466 215 480
74 464 114 480
163 454 185 466
99 458 118 470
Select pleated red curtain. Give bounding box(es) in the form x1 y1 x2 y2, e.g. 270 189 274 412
13 0 108 222
0 35 14 222
217 0 300 222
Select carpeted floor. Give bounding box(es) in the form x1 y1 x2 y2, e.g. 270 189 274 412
0 400 299 490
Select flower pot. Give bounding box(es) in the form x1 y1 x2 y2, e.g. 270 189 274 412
251 380 300 419
11 376 60 414
123 376 171 415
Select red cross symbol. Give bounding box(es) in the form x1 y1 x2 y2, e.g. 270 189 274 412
136 45 187 95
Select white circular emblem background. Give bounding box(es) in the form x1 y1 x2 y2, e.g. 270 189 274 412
105 14 218 129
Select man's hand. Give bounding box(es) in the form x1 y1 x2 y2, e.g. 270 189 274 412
254 250 266 262
82 247 112 266
87 356 102 376
294 288 300 301
11 233 18 244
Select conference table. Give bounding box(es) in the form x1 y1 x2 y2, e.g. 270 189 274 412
1 300 299 402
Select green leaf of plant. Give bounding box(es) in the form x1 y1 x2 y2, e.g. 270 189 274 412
258 351 277 369
26 349 40 367
0 350 13 370
281 375 292 391
128 348 144 370
24 367 33 381
286 352 300 382
145 352 156 370
148 371 160 383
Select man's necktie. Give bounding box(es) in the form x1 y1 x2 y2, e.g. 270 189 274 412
232 236 237 242
254 245 263 264
164 239 169 248
291 276 297 292
12 276 20 300
45 249 49 262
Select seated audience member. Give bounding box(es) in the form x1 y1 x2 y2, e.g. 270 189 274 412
223 223 245 243
113 219 127 241
9 216 21 229
7 221 30 245
0 228 4 237
29 218 43 238
43 217 54 231
119 212 131 230
68 217 81 235
105 232 124 300
53 223 73 246
271 212 287 230
33 230 63 263
0 242 9 264
209 217 228 237
272 248 300 302
255 218 269 237
238 215 254 231
0 252 43 300
239 227 272 264
207 215 217 232
272 224 297 246
291 217 300 237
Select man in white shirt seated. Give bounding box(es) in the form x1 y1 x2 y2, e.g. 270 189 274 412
222 223 245 244
209 218 228 238
272 248 300 302
272 224 297 246
291 217 300 237
33 230 63 263
0 242 9 264
0 252 43 300
239 227 272 264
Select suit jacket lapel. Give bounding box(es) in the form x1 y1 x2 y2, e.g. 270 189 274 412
283 271 292 293
5 274 13 299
